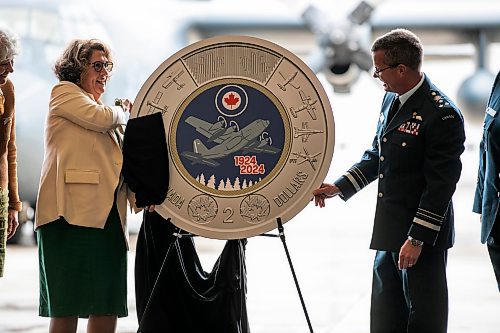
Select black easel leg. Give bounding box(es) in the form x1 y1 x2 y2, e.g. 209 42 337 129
137 226 181 333
276 217 314 333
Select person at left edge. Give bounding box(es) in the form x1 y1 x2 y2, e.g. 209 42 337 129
35 39 135 333
0 27 22 278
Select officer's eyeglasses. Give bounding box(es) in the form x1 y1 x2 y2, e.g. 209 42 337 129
90 61 113 73
373 64 399 78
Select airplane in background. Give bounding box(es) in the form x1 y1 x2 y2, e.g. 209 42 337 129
176 0 500 119
1 0 499 242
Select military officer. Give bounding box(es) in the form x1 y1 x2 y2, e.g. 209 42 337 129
313 29 465 333
473 71 500 292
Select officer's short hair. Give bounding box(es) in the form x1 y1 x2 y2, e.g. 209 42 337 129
371 29 423 72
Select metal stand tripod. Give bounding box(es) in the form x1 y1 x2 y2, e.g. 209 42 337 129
137 217 314 333
260 217 314 333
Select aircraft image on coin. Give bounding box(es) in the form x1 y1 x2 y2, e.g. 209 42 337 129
293 122 324 143
181 116 280 168
290 90 318 120
174 81 286 193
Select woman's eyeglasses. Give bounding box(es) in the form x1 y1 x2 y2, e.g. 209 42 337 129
90 61 113 72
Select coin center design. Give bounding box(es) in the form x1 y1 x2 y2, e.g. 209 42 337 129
173 80 288 196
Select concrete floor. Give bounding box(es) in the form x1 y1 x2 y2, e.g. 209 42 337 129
1 180 499 332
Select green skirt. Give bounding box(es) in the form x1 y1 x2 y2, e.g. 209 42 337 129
37 204 128 318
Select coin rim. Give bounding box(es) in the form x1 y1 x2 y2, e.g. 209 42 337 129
132 35 335 239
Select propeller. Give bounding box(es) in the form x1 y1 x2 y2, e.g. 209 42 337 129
260 131 272 145
229 120 240 132
301 1 377 93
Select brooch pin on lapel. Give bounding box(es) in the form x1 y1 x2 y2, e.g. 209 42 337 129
412 112 423 121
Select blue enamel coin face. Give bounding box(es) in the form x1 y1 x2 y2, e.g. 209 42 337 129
132 36 334 239
174 80 287 195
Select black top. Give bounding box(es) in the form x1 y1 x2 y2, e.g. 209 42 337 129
122 112 169 208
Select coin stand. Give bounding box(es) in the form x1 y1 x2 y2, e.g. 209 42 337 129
138 218 315 333
133 36 334 333
258 217 314 333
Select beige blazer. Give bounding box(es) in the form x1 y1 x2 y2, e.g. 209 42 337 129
35 81 133 247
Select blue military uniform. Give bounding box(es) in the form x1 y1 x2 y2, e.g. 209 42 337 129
335 74 465 333
473 71 500 291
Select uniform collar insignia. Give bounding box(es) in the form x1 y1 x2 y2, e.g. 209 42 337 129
430 90 450 108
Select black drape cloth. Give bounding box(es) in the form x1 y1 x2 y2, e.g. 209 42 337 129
135 212 249 333
122 113 169 208
122 114 249 333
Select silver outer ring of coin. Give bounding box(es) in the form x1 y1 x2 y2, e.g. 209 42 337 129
132 35 335 240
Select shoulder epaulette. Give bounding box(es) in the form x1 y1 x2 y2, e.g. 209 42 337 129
430 90 452 109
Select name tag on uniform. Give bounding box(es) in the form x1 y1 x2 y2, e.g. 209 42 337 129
487 107 497 117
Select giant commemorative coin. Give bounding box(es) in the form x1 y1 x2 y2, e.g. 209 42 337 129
132 36 334 239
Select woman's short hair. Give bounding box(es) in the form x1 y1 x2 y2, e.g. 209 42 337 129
0 27 20 62
371 29 423 72
54 39 113 83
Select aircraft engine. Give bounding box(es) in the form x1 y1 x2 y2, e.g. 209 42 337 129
302 1 375 93
457 69 495 122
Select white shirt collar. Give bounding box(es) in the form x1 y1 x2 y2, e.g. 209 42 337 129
397 73 425 106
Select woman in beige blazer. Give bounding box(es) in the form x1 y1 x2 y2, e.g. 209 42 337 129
35 39 134 333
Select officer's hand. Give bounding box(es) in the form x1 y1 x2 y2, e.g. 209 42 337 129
312 183 340 208
398 240 422 270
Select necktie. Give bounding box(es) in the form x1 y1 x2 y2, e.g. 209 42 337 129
387 97 400 124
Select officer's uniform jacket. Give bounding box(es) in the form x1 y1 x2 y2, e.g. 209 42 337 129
335 75 465 252
473 72 500 243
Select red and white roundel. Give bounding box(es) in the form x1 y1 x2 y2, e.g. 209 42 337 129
215 85 248 117
222 91 241 110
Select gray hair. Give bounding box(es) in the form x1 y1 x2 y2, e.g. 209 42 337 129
371 28 423 71
0 27 20 62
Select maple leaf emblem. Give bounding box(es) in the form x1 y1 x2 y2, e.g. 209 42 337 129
224 93 240 109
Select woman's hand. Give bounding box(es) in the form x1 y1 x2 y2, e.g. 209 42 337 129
7 209 19 240
115 98 133 113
